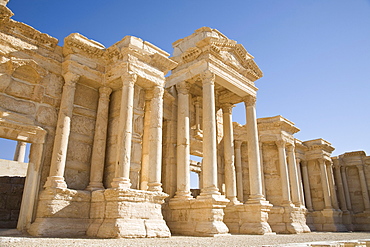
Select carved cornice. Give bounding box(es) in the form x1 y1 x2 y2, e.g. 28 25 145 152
1 19 58 50
64 33 105 58
0 5 13 21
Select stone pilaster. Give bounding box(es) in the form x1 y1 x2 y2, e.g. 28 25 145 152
356 164 370 211
234 140 244 202
86 87 112 191
111 72 136 189
301 161 313 211
318 158 332 209
140 92 152 190
44 72 79 189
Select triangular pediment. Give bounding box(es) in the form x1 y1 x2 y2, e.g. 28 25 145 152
173 27 263 81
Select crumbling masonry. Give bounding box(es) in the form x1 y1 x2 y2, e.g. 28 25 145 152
0 1 369 237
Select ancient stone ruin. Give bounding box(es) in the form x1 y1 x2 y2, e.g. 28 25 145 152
0 1 369 238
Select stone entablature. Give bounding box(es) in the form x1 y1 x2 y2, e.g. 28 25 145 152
0 1 369 238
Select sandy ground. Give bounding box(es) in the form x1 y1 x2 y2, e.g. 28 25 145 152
0 230 369 247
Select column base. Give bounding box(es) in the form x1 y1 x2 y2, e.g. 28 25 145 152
165 194 230 236
28 187 91 237
87 188 170 238
110 177 131 189
268 204 310 234
311 209 347 232
85 182 105 191
43 176 67 189
224 199 273 235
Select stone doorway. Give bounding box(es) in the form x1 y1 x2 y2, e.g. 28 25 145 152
0 138 30 228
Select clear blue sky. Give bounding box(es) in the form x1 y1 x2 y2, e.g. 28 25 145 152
2 0 370 161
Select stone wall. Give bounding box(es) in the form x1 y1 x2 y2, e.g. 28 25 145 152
0 176 25 228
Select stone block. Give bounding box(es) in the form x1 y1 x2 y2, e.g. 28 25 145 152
144 219 171 238
29 218 91 237
96 219 146 238
36 105 57 126
0 94 36 116
5 79 35 100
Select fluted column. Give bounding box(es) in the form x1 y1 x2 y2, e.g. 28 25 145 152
341 166 352 211
44 72 79 188
174 81 192 198
356 164 370 211
140 91 152 190
276 140 291 204
147 86 164 192
318 158 332 209
327 161 339 209
301 161 313 211
287 145 301 206
200 71 219 195
111 73 136 189
333 159 347 211
222 103 238 204
14 141 27 162
86 87 112 191
234 140 244 202
244 95 264 202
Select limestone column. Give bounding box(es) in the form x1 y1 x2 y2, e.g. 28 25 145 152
356 164 370 211
341 166 352 211
301 161 313 211
222 103 238 204
86 87 112 191
234 140 244 202
318 158 332 209
14 141 27 163
333 160 347 211
200 71 219 195
259 142 266 196
174 81 192 198
147 86 164 192
276 140 291 204
287 145 301 206
194 97 202 136
44 72 79 188
327 161 339 209
244 95 264 202
140 92 152 190
296 159 305 206
111 73 136 189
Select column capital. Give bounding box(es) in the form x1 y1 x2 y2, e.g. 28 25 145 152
221 103 234 114
99 86 112 98
63 72 80 87
244 95 256 107
301 160 308 167
356 164 364 171
176 81 190 95
151 85 164 98
201 70 215 85
317 158 327 165
275 139 286 148
121 72 137 86
286 144 295 152
234 140 243 149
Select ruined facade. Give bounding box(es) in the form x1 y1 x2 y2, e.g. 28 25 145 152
0 2 369 237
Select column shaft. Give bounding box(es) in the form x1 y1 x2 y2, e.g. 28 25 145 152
287 145 301 206
357 165 370 210
319 159 332 209
341 166 352 211
297 159 305 206
327 162 339 209
245 95 264 202
14 141 27 162
45 72 79 188
301 161 313 211
235 141 244 202
111 73 136 189
86 87 112 191
147 86 164 192
140 94 151 190
222 104 238 204
333 161 347 211
276 140 291 204
200 71 219 195
174 81 191 198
